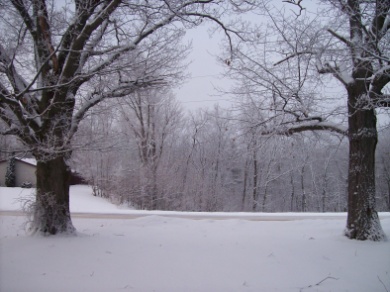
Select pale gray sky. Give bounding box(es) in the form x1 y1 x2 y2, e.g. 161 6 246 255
174 1 316 112
174 24 232 112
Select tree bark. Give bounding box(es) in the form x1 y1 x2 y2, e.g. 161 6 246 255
31 156 75 235
345 89 386 241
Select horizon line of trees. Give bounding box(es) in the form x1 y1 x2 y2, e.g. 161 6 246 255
4 98 389 214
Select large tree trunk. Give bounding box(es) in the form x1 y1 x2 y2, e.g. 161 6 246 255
31 156 75 235
345 90 386 241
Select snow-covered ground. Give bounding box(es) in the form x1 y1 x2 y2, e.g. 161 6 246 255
1 186 389 292
0 185 133 214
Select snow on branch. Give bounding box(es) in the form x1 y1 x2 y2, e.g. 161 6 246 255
73 7 179 85
317 62 354 86
370 1 390 40
10 0 36 36
84 42 137 77
60 0 122 82
0 84 32 133
0 44 31 97
0 124 20 136
0 44 42 130
327 29 354 49
74 0 121 47
369 94 390 108
262 121 347 137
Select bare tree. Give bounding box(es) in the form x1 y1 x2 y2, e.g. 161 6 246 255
118 89 182 209
71 102 122 198
226 1 389 240
314 0 390 241
0 0 251 234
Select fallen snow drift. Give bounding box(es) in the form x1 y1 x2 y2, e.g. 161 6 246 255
0 186 389 292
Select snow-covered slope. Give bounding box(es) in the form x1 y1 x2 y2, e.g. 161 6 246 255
0 185 354 219
0 185 132 213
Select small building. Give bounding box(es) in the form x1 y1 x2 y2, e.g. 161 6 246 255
0 158 86 187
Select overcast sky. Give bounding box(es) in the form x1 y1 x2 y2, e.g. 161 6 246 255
173 24 231 112
174 1 314 113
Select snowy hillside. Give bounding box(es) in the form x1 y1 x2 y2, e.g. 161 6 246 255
0 186 389 292
0 185 133 214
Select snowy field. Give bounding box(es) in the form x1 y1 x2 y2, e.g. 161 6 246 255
1 186 390 292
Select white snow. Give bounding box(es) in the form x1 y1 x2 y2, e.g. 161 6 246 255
17 157 37 165
1 186 389 292
0 185 129 214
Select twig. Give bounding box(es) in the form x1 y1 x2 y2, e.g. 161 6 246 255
300 276 339 291
283 0 305 17
378 276 389 292
273 51 314 66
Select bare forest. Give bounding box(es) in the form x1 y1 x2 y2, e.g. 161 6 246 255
62 102 390 214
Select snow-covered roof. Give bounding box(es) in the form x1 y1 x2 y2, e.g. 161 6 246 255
2 157 81 175
0 157 36 166
16 157 37 166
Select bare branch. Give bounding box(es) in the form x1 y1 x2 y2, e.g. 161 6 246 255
10 0 35 36
282 0 305 17
327 29 353 49
273 51 314 66
0 44 30 96
370 0 390 40
262 121 347 137
66 78 165 144
184 12 243 55
60 0 122 82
